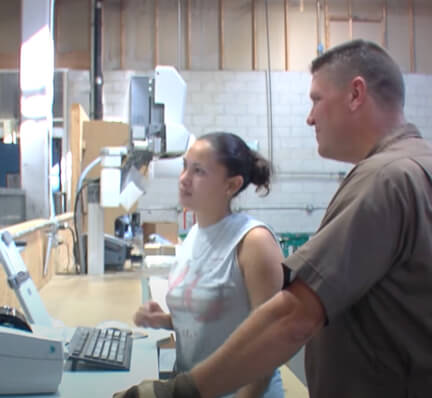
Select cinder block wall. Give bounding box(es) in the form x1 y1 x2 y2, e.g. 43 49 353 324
67 70 432 235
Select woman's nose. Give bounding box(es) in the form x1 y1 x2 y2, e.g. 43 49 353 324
179 169 190 185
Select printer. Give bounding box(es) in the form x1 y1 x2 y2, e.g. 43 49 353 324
0 325 64 395
83 233 133 271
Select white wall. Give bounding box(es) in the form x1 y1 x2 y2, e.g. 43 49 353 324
67 69 432 235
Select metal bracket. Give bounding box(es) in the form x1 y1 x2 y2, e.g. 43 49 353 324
7 271 30 290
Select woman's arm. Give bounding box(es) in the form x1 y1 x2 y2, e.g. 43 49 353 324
234 226 284 398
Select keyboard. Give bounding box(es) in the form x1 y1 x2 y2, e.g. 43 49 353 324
67 326 133 370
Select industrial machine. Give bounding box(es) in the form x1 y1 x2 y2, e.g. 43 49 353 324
0 65 191 394
76 66 192 274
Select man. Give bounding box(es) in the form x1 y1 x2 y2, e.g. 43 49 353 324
114 39 432 398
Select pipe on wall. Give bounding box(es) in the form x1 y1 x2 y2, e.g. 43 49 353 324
277 171 346 180
140 206 180 212
264 0 274 165
238 205 327 214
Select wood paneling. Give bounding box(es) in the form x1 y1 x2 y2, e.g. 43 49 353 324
70 104 89 212
81 120 132 236
0 53 19 69
0 213 75 310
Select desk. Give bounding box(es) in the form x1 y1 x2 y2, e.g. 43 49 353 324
2 328 170 398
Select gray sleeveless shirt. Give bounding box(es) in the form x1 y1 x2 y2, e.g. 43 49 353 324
166 213 283 397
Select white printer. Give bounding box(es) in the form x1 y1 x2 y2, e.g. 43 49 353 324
0 325 64 395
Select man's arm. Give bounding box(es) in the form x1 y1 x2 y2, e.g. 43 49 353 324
191 279 326 398
112 279 326 398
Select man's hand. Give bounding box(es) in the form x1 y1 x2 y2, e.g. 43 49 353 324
112 373 201 398
113 379 157 398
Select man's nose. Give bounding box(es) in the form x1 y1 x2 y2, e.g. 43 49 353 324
306 111 315 126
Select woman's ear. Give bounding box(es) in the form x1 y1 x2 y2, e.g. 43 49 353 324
226 175 244 198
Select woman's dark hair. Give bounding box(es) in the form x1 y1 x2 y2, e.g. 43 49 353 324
198 132 272 197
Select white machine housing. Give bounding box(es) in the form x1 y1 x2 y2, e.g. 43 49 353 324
153 65 190 154
0 326 63 395
100 65 191 210
129 65 190 156
81 65 193 274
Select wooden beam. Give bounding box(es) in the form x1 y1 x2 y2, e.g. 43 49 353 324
284 0 289 70
88 0 92 70
53 0 91 70
348 0 353 40
54 0 60 57
252 0 257 70
0 53 19 69
316 0 322 56
186 0 191 69
381 0 387 48
219 0 224 70
56 51 91 69
120 0 126 69
326 0 385 49
154 0 159 68
69 103 89 212
324 0 329 50
408 0 415 73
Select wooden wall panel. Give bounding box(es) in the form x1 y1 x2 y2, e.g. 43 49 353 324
0 213 75 311
70 103 89 212
81 120 133 236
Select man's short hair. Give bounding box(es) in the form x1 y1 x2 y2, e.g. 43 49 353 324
311 39 405 110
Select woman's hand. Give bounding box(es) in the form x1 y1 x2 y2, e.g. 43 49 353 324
134 301 173 329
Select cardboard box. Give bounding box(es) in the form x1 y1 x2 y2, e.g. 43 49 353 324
81 121 132 236
142 222 178 244
157 334 176 379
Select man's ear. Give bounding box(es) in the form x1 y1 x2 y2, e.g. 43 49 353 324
226 175 244 198
349 76 367 111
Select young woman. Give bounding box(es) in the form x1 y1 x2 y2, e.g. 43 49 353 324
134 132 284 398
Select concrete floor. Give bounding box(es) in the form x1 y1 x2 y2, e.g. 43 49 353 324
39 269 309 398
